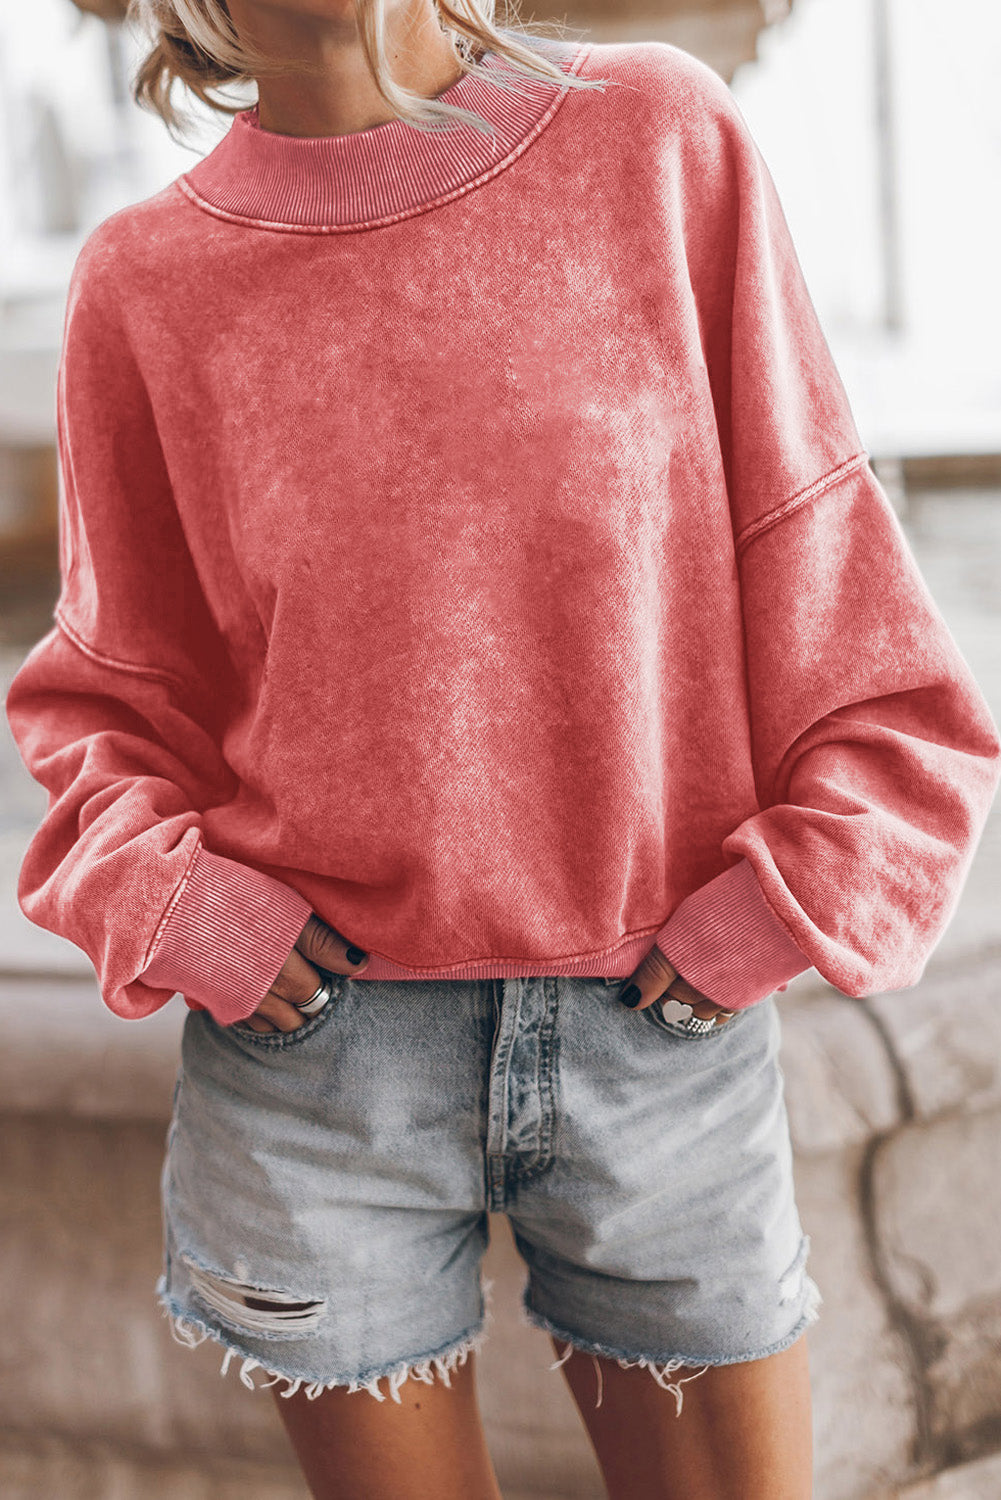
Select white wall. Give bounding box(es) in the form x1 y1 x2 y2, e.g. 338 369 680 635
729 0 1001 455
0 3 244 443
0 0 231 249
1 1 998 454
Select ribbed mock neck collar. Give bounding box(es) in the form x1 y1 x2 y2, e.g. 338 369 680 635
179 33 590 231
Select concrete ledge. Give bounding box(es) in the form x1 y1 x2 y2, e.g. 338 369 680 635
873 1449 1001 1498
867 958 1001 1122
778 987 903 1154
0 1433 306 1500
0 978 183 1120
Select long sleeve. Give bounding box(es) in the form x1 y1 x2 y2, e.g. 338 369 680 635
4 231 313 1024
651 66 1001 1008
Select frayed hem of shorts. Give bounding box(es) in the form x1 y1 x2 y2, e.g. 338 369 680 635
154 1275 495 1405
522 1273 823 1416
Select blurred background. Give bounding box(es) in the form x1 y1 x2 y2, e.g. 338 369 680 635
1 2 999 1496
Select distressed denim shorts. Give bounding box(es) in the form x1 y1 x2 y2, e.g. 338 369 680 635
155 973 821 1413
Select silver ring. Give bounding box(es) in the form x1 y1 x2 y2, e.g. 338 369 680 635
295 976 335 1016
682 1012 719 1035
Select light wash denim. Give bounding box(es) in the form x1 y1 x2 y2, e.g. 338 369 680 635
156 973 821 1412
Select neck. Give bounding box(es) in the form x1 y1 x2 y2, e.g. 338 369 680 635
242 3 471 141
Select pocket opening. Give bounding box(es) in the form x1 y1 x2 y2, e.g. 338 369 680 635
227 971 349 1048
642 998 746 1040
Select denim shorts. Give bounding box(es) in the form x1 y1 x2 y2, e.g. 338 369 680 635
155 974 821 1414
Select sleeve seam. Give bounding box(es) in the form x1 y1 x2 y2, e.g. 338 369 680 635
140 836 204 971
54 608 190 695
734 451 871 557
747 862 808 956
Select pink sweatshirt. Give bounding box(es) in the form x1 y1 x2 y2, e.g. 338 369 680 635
5 35 999 1028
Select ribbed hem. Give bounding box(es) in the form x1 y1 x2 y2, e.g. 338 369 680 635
651 859 812 1010
178 32 590 230
139 845 314 1026
334 930 665 982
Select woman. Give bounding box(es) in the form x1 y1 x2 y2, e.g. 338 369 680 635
6 1 999 1496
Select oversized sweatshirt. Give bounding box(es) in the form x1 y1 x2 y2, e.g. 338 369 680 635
5 32 1000 1029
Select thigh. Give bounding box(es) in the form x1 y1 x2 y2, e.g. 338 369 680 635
271 1350 503 1500
157 975 495 1399
511 977 821 1373
558 1332 813 1500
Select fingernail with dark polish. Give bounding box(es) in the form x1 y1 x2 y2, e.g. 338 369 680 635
619 984 642 1009
346 946 368 966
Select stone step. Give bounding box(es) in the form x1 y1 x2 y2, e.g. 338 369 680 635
0 1104 923 1499
876 1450 1001 1499
6 956 1001 1159
0 1434 307 1500
0 1430 585 1500
0 1113 604 1495
4 980 1001 1495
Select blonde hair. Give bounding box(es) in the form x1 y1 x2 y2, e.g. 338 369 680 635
125 0 610 145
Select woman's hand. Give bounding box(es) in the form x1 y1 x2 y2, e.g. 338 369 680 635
238 914 370 1033
618 944 736 1026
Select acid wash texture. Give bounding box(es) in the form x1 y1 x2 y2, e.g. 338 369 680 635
5 33 999 1026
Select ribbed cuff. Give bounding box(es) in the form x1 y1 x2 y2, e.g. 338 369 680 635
652 858 811 1010
138 845 315 1026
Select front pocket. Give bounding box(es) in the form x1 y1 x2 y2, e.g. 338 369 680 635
641 997 749 1040
227 971 350 1049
